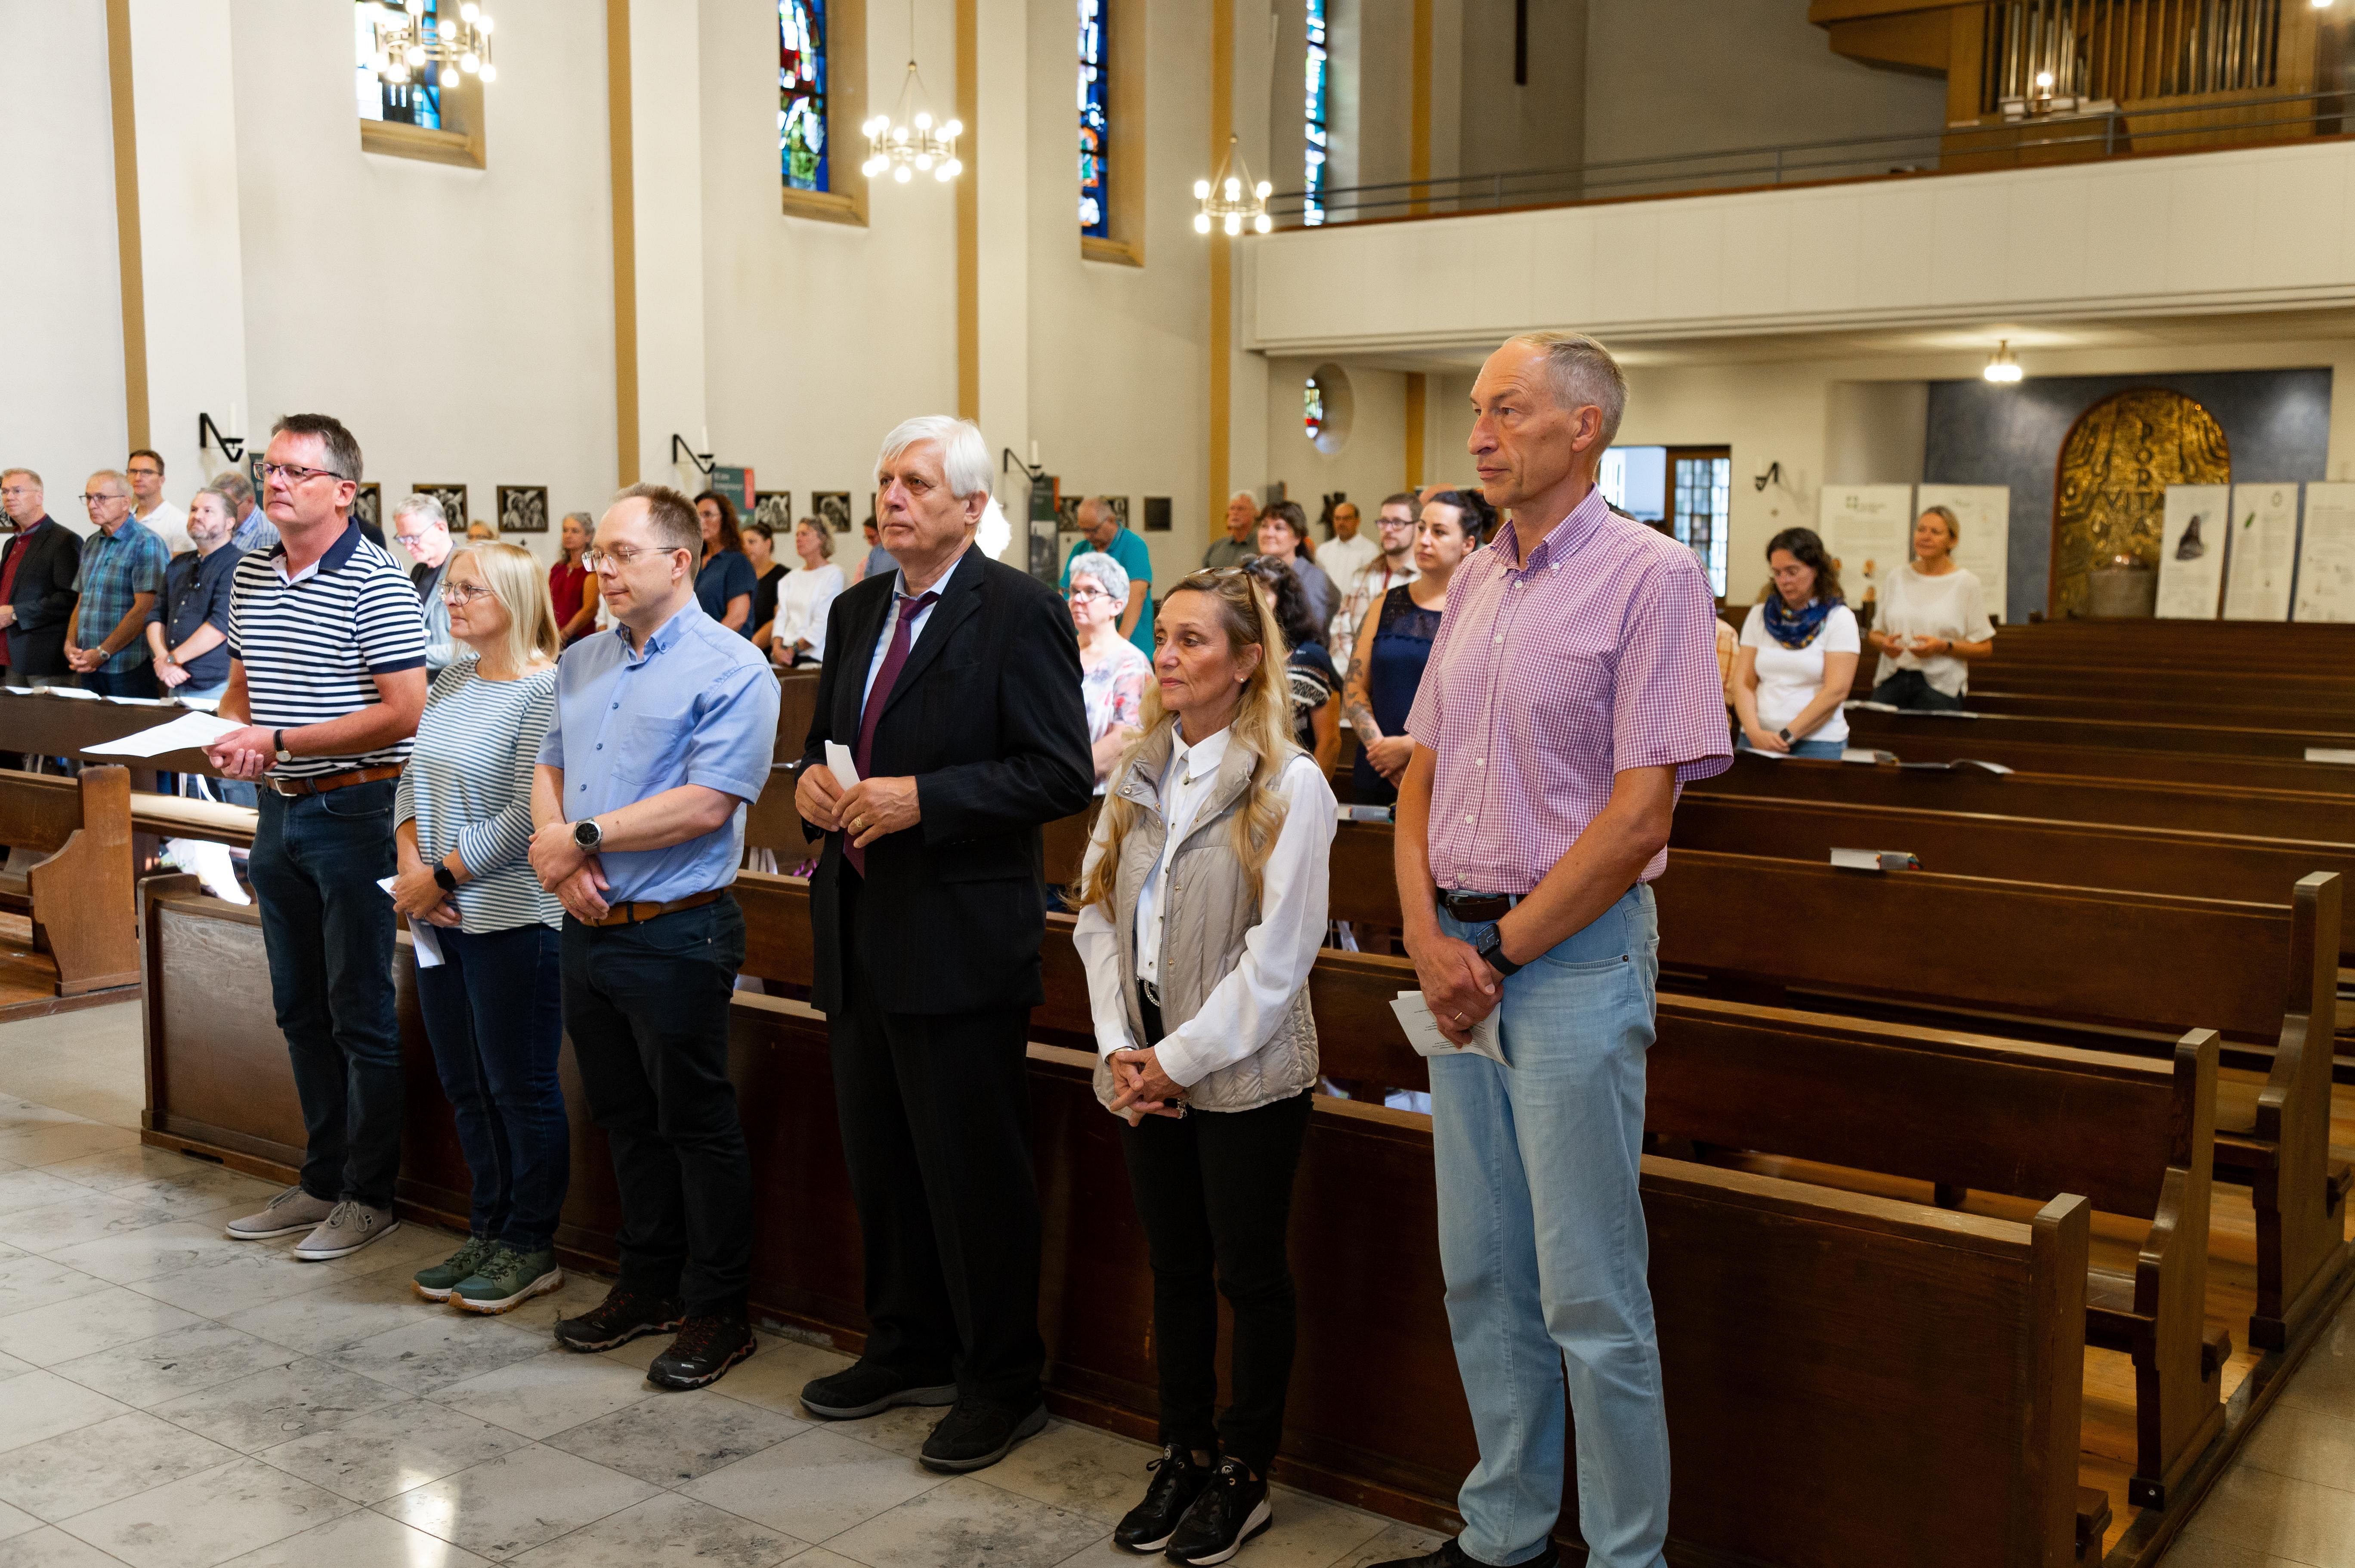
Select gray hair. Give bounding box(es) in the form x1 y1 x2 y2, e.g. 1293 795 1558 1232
561 510 593 529
877 415 992 500
1503 331 1628 447
392 493 448 530
1069 549 1132 610
1 467 43 491
86 469 131 498
210 468 253 507
190 485 241 521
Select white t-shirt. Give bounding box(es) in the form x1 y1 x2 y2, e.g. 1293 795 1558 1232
137 500 190 556
1873 563 1994 697
1317 533 1378 593
1739 601 1860 742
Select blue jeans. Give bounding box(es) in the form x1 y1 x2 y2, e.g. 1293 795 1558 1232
1735 733 1845 761
247 780 404 1208
414 922 570 1251
1429 885 1668 1568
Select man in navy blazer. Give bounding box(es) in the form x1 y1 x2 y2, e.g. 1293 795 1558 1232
792 415 1092 1474
0 469 84 680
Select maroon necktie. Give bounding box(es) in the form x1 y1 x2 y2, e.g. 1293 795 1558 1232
845 589 938 875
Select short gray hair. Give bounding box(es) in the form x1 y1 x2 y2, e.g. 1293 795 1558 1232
1504 331 1627 447
211 468 252 507
877 415 992 500
392 493 448 530
1069 549 1131 609
86 469 130 498
2 467 43 491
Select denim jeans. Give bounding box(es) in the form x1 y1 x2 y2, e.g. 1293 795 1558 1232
561 897 752 1315
1428 885 1669 1568
1870 668 1964 711
247 779 404 1208
1734 733 1845 761
81 665 158 699
414 922 570 1251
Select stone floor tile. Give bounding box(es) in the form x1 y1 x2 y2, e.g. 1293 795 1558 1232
219 1271 440 1358
2277 1298 2355 1422
51 1221 269 1288
56 1455 355 1568
822 1476 1107 1568
53 1322 298 1410
971 1419 1159 1526
0 1373 134 1457
129 1250 362 1320
372 1444 660 1562
2177 1463 2355 1568
0 1123 135 1170
2154 1534 2309 1568
0 1172 90 1220
2237 1401 2355 1494
506 1493 807 1568
321 1314 549 1398
1237 1485 1392 1568
35 1146 230 1193
317 1225 460 1280
0 1499 40 1543
680 1431 946 1545
0 1524 129 1567
838 1402 942 1463
255 1401 529 1505
544 1389 809 1484
0 1192 175 1258
0 1101 83 1135
706 1337 853 1420
1329 1522 1450 1568
216 1506 495 1568
427 1350 655 1441
149 1358 408 1454
0 1259 109 1321
0 1287 202 1367
0 1411 239 1523
0 1350 36 1382
488 1272 614 1335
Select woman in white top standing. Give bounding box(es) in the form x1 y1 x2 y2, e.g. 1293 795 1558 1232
1735 527 1859 761
1867 504 1995 711
1072 568 1335 1567
1067 551 1152 791
768 517 845 668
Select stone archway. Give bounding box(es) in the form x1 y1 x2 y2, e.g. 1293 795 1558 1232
2050 388 2230 618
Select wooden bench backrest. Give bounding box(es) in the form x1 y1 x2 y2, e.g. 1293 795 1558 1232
0 769 87 854
1843 710 2355 789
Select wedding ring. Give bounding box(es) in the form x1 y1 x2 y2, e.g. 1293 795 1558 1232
1454 1011 1468 1025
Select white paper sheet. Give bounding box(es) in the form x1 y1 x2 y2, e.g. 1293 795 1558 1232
1818 485 1915 620
1391 991 1505 1066
1915 483 2011 617
2295 482 2355 623
2223 482 2299 622
2306 748 2355 765
80 710 245 758
374 877 447 967
2157 485 2231 620
31 683 100 700
823 740 860 788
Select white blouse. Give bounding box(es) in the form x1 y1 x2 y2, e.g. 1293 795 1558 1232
1873 564 1994 698
773 564 845 662
1738 602 1859 741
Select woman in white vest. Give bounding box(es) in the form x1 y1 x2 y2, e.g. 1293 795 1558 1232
1071 567 1335 1567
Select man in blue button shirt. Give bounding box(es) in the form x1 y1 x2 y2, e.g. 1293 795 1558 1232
528 482 779 1392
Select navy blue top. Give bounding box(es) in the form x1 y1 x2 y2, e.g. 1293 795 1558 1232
1351 584 1442 807
694 547 759 634
150 543 245 686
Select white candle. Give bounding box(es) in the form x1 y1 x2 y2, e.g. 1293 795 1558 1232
700 424 711 457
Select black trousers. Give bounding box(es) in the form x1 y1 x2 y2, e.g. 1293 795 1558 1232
1870 668 1965 712
829 874 1045 1405
1119 1088 1314 1477
560 896 752 1316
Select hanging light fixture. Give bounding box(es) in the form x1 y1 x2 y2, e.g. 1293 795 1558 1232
861 1 961 185
1193 134 1272 236
368 0 497 91
1983 340 2024 384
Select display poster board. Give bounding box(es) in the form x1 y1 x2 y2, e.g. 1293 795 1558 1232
1915 483 2010 619
1818 485 1915 618
2294 482 2355 623
2155 485 2231 620
707 465 753 516
2222 482 2299 622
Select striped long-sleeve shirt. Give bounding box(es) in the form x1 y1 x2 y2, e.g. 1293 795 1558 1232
394 658 562 932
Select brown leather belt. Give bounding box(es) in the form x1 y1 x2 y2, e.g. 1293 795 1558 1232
1436 888 1521 923
582 889 725 928
266 764 404 798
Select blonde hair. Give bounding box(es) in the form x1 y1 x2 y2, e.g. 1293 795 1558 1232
1919 505 1961 544
1078 569 1301 911
449 542 561 671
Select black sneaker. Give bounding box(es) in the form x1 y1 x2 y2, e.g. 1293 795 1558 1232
1369 1542 1556 1568
647 1314 757 1391
918 1395 1049 1473
551 1285 685 1352
800 1360 960 1420
1115 1445 1213 1553
1165 1458 1271 1566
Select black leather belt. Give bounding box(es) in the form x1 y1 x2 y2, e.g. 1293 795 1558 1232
1437 888 1521 922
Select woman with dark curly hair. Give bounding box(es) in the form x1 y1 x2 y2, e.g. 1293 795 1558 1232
691 490 755 634
1240 554 1340 774
1734 526 1857 759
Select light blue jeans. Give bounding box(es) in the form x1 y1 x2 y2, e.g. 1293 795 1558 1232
1430 884 1669 1568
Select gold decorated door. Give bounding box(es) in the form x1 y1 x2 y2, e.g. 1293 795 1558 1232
2050 389 2231 619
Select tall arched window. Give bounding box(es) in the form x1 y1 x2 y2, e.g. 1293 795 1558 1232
781 0 830 194
1079 0 1110 237
1303 0 1329 226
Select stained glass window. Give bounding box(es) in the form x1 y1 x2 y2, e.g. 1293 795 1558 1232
1303 0 1329 226
1304 376 1326 442
355 0 442 129
1673 454 1732 597
1078 0 1109 236
780 0 829 194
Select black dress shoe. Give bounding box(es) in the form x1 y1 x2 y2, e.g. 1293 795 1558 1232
648 1313 757 1390
1369 1541 1557 1568
800 1360 959 1420
1114 1445 1213 1553
1165 1457 1271 1566
551 1285 684 1352
918 1395 1049 1473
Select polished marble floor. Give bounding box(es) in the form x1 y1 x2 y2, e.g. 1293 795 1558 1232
1 1003 2351 1568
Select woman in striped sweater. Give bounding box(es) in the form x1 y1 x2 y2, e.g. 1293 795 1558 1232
389 542 570 1314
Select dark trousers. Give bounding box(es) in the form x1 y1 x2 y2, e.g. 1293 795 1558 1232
829 876 1045 1405
1120 1088 1314 1477
247 779 403 1208
81 665 158 699
560 896 751 1315
1870 668 1965 712
415 922 570 1252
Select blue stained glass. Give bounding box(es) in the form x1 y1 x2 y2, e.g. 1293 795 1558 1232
781 0 829 194
1304 0 1327 226
1079 0 1109 236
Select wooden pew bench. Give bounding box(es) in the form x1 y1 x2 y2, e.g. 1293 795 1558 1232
1840 710 2355 794
0 766 139 995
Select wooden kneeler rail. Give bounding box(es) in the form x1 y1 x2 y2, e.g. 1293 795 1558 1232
0 766 139 995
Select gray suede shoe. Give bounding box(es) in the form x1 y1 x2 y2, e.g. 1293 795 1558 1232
223 1185 337 1241
291 1200 401 1262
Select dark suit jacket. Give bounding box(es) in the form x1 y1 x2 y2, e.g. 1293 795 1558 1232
1 520 84 678
797 547 1093 1016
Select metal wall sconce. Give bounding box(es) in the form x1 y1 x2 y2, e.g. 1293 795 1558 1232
671 434 716 476
198 412 244 464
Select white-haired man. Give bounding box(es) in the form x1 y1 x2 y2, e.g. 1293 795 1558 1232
392 494 457 673
1202 490 1258 569
791 415 1093 1472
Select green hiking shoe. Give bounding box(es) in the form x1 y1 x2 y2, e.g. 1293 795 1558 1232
451 1244 564 1315
413 1237 497 1302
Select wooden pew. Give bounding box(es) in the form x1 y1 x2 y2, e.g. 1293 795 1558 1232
0 767 139 995
1841 709 2355 790
139 877 2096 1567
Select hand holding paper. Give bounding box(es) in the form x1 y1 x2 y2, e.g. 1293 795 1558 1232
82 711 246 759
1391 992 1505 1066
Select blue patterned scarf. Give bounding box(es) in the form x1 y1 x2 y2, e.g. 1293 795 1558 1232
1762 594 1838 650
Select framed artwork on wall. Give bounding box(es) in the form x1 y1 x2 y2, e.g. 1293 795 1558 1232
751 494 793 536
415 484 468 532
1144 496 1171 532
497 485 549 534
814 492 852 534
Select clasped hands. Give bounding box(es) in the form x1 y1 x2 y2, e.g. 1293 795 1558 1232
203 726 279 780
389 860 464 928
793 764 921 850
63 640 104 674
1107 1046 1185 1126
1406 928 1502 1048
527 821 612 922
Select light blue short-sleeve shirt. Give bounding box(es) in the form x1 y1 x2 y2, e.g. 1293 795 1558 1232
537 601 781 905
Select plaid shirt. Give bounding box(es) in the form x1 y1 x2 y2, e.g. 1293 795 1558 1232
1404 487 1731 893
72 515 171 674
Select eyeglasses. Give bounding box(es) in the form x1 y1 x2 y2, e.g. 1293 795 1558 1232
582 545 683 572
1066 586 1109 604
126 466 162 479
258 461 342 486
80 492 129 507
439 583 495 605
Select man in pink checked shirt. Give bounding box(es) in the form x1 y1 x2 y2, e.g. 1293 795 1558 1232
1374 334 1731 1568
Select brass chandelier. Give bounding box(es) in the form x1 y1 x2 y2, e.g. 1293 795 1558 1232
367 0 497 90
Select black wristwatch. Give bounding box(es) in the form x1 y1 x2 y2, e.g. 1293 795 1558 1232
572 818 603 851
1474 925 1524 978
431 863 459 893
1777 727 1793 744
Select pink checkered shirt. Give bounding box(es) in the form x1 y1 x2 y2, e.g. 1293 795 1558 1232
1404 487 1732 893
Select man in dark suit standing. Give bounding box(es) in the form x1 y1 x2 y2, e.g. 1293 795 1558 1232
0 469 84 680
792 415 1092 1474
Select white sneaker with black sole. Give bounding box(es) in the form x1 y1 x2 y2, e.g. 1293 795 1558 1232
291 1200 400 1261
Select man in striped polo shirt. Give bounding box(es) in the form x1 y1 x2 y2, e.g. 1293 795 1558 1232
206 414 430 1265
